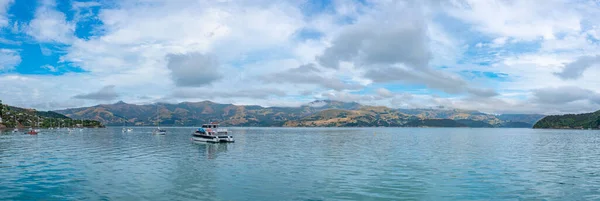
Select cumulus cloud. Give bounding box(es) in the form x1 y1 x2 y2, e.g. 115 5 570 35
72 1 101 8
376 88 394 98
0 0 13 28
26 0 75 43
39 45 52 56
73 85 119 101
365 66 497 97
390 93 415 106
364 66 464 93
320 91 370 102
316 1 495 98
173 88 286 99
71 1 101 23
444 0 581 40
31 100 86 111
316 3 430 69
554 55 600 80
532 86 600 104
41 64 57 72
167 53 222 87
466 87 499 98
2 0 600 115
0 37 21 45
263 63 363 91
0 49 21 71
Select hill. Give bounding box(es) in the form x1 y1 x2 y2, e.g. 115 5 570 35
55 100 362 127
533 110 600 129
55 100 543 128
0 100 103 129
284 106 416 127
397 108 544 125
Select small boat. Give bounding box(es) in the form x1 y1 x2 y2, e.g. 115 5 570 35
122 128 133 133
27 129 39 135
153 128 167 135
191 123 234 143
152 106 166 135
12 128 18 133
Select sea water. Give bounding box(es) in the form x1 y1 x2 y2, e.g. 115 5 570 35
1 127 599 200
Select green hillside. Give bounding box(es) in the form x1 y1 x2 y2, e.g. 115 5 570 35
533 110 600 129
0 100 103 129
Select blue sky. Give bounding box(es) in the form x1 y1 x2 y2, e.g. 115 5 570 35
0 0 600 114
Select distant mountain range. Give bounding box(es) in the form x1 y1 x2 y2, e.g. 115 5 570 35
533 110 600 129
54 100 545 128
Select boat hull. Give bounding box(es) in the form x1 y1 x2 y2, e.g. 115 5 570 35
191 134 234 143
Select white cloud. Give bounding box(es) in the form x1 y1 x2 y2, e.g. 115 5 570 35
41 64 57 72
0 0 13 28
167 53 222 87
0 49 21 71
1 0 600 115
532 86 600 104
554 55 600 80
72 1 101 9
73 85 119 101
39 45 52 56
490 37 508 48
376 88 393 98
445 0 581 40
26 0 75 43
0 37 20 45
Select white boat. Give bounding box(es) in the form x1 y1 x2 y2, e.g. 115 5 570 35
122 128 133 133
191 123 234 143
12 116 19 133
153 128 167 135
152 105 166 135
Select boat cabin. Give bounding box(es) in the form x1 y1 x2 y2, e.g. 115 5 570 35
201 124 220 128
193 122 233 142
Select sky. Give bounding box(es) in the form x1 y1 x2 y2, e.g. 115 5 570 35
0 0 600 114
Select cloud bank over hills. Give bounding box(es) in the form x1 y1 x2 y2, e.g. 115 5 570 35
0 0 600 115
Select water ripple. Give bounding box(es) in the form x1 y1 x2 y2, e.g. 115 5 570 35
1 128 600 200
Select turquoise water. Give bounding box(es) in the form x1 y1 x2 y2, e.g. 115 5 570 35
1 127 600 200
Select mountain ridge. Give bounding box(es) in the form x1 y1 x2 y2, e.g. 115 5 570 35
55 100 545 128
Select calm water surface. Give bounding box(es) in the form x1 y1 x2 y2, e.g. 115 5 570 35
1 127 600 200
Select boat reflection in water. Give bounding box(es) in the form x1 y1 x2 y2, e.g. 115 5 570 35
192 142 228 159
